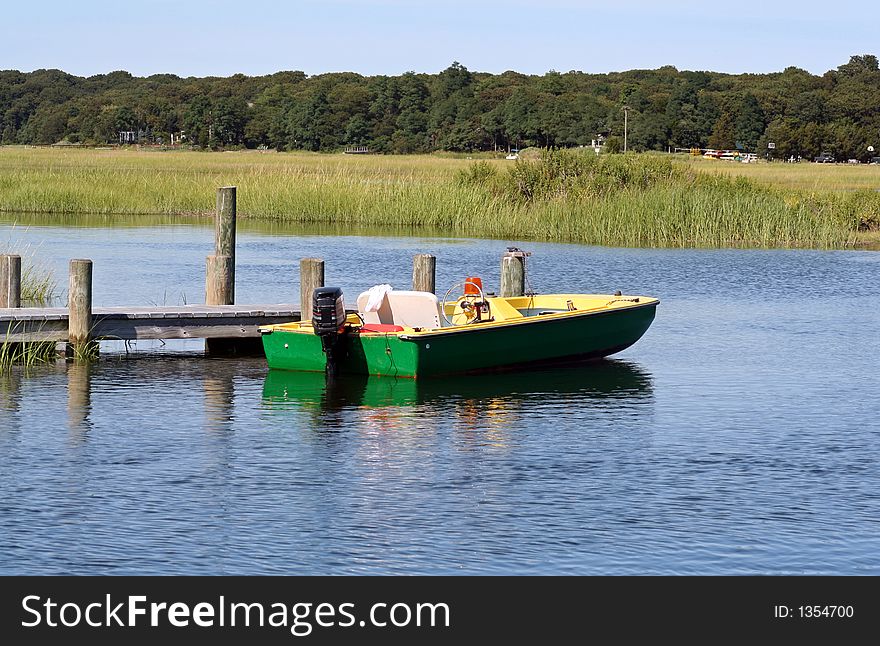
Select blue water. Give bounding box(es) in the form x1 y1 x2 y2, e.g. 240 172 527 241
1 217 879 574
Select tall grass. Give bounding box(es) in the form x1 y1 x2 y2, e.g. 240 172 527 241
0 237 56 304
453 151 861 247
689 156 880 191
20 262 55 303
0 333 56 374
1 317 58 374
0 146 872 248
0 235 56 373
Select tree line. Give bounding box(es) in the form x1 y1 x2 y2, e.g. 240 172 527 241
1 55 878 160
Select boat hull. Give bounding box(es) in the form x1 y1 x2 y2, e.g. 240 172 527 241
261 300 657 378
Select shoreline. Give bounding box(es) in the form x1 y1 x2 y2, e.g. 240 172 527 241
0 147 874 250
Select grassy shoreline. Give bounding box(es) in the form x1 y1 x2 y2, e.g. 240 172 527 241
0 146 877 249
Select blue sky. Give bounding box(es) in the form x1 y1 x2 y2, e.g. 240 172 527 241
2 0 876 77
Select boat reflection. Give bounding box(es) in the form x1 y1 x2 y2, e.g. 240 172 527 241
261 359 654 413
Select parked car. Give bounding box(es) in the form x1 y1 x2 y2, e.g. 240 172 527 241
814 152 835 163
870 156 880 165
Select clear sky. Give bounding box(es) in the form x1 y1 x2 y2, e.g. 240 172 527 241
2 0 876 78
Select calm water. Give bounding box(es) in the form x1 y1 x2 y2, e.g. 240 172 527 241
1 215 879 574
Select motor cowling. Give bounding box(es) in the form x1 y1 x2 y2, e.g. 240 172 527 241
312 286 345 336
312 287 346 377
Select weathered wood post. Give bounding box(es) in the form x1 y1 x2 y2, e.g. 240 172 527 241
215 186 237 258
205 188 236 356
68 258 95 356
412 254 436 293
500 248 527 297
205 254 234 306
300 258 325 322
206 186 236 306
0 254 21 308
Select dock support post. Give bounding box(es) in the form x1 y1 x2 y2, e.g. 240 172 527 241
68 258 97 358
215 186 237 258
0 254 21 308
205 255 237 354
205 254 234 306
205 187 237 355
206 186 236 305
412 254 436 293
500 250 526 297
300 258 325 322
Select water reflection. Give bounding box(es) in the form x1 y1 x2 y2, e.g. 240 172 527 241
261 361 653 456
66 362 93 438
0 370 22 413
203 371 235 432
263 360 652 416
0 370 23 438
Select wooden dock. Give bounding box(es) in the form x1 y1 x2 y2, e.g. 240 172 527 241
0 186 324 356
0 304 302 343
0 185 480 359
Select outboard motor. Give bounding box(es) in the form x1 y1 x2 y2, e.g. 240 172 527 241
312 287 346 377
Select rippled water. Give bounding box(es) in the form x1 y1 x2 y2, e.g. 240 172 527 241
1 215 879 574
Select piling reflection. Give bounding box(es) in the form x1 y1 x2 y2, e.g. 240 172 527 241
0 369 23 438
203 370 236 432
66 361 93 438
0 370 22 413
261 360 654 442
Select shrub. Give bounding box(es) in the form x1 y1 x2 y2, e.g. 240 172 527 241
455 160 498 187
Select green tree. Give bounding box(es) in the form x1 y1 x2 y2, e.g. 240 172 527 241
1 54 878 157
709 109 737 149
734 94 766 150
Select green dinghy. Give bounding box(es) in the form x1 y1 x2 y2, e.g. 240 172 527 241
260 285 658 379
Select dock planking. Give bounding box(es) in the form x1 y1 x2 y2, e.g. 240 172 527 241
0 304 303 342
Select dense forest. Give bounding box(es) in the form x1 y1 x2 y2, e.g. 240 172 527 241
1 55 879 160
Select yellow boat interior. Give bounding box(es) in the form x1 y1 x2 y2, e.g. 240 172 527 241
261 291 659 337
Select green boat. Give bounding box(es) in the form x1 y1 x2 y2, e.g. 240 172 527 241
260 281 658 379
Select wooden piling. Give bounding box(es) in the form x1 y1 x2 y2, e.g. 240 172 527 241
500 254 525 297
0 254 21 308
205 254 234 306
300 258 325 322
215 186 237 257
68 259 95 356
412 254 436 293
206 186 236 308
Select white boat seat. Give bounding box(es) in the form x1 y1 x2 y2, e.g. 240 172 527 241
357 290 442 329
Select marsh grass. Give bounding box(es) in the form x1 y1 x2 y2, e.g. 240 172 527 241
1 233 56 304
20 262 55 303
0 323 57 374
67 341 100 363
689 156 880 192
0 146 871 248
